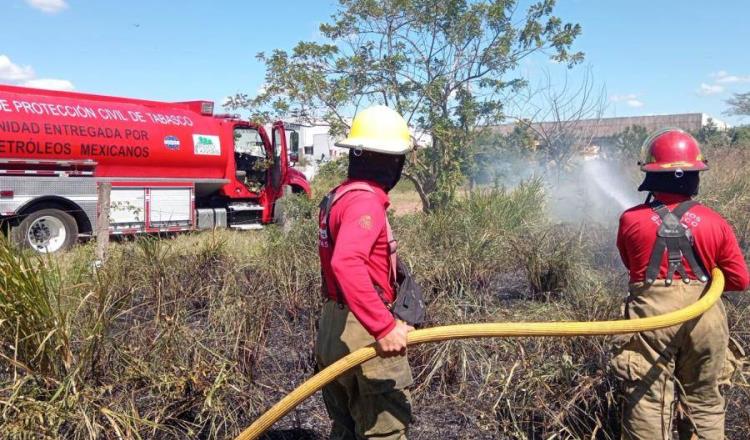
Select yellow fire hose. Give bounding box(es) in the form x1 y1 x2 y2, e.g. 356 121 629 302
235 268 725 440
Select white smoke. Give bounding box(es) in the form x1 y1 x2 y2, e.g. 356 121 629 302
484 155 642 224
545 158 641 224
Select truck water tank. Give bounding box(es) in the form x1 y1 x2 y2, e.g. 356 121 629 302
0 85 229 180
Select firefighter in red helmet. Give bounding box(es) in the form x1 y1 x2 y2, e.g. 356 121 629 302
612 128 749 439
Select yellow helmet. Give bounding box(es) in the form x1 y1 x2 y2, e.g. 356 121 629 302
335 105 412 155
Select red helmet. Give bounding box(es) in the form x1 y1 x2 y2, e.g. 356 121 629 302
639 128 708 172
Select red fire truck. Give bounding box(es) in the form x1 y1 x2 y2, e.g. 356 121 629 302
0 84 310 252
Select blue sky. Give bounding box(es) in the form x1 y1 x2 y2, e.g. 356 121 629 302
2 0 749 124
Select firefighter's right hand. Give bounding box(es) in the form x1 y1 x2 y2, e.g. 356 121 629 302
376 321 414 357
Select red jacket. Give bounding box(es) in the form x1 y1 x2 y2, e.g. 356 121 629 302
319 179 396 339
617 193 749 292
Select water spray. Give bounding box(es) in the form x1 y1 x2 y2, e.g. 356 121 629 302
581 158 639 211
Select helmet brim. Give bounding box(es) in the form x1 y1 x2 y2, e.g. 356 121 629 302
641 161 709 172
335 137 411 155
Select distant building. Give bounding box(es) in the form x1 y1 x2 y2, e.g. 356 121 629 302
492 112 728 149
284 119 342 162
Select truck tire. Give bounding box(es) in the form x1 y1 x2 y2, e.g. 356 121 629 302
273 186 293 229
11 208 78 253
273 198 288 228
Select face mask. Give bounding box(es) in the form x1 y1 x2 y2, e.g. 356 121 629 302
638 171 700 196
347 149 406 191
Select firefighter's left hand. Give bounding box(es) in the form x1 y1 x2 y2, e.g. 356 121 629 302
376 321 414 357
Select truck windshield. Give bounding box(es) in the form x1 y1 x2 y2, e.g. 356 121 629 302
233 127 268 192
234 128 265 157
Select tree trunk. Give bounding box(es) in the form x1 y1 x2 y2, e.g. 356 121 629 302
401 172 431 213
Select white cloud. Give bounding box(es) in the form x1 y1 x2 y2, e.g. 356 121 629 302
697 83 724 96
711 70 750 84
26 0 68 14
699 71 750 96
610 93 637 102
0 54 74 90
0 55 35 81
22 78 75 91
610 93 644 108
625 99 644 108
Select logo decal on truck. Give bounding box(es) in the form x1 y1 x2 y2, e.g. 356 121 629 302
164 135 180 151
193 134 221 156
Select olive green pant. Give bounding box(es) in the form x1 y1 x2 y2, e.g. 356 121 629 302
315 301 414 440
610 281 735 440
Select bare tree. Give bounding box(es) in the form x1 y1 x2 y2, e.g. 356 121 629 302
506 69 607 175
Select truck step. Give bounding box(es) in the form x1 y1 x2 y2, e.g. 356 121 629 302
230 224 264 230
228 203 264 211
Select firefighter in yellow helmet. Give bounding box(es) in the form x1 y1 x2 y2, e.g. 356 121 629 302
316 106 415 439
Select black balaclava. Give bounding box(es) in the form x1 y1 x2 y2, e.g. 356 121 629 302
638 171 700 196
348 149 406 192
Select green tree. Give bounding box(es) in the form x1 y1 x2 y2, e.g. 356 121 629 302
227 0 582 211
693 118 731 150
724 93 750 149
607 124 648 163
469 122 537 186
725 91 750 116
730 125 750 147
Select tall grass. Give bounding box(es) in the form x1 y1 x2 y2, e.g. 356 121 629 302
701 149 750 252
0 240 72 378
0 151 749 438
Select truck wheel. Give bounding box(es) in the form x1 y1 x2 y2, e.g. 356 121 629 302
11 208 78 253
273 186 293 229
273 199 287 227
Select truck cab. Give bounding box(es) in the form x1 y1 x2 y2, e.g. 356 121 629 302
214 119 310 227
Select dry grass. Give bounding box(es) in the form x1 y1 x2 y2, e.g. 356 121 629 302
0 150 749 439
389 191 424 216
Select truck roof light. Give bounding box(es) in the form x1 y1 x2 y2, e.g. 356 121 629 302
172 100 215 115
200 101 214 115
0 190 13 198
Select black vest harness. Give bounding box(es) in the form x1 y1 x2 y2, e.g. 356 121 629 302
318 183 426 326
644 200 709 287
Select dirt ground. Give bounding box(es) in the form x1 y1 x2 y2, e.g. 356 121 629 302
390 190 424 216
